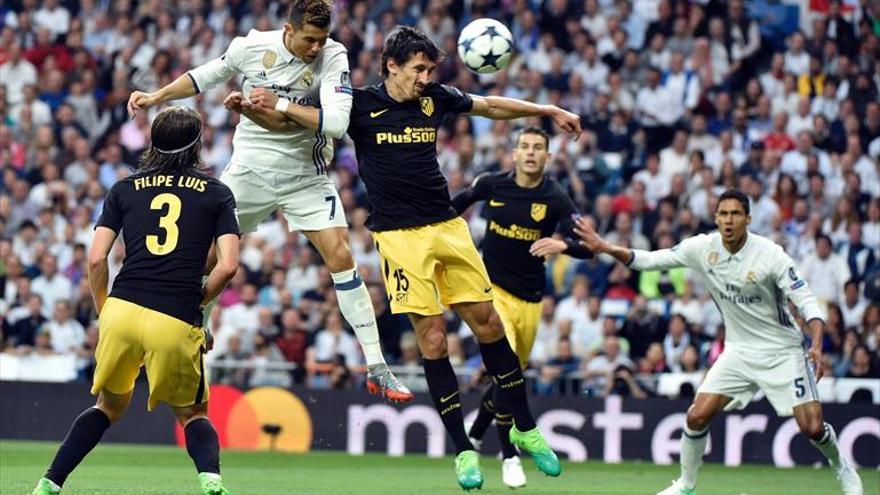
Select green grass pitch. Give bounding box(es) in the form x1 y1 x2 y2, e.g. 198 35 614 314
1 440 877 494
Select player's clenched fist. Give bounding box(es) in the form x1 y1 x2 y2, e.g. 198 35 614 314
245 87 279 110
224 91 245 113
127 91 157 118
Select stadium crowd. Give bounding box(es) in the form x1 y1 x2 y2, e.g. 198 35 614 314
1 0 879 399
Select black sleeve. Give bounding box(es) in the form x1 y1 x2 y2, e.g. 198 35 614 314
439 84 473 114
95 183 123 233
214 185 241 238
452 173 492 214
554 187 593 259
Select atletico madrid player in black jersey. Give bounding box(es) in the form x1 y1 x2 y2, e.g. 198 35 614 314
452 126 592 488
345 26 581 491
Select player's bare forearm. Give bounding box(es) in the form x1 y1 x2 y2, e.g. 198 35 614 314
241 106 300 133
129 74 197 117
87 260 109 314
246 87 320 131
469 95 551 120
276 101 321 131
806 318 826 381
202 233 240 304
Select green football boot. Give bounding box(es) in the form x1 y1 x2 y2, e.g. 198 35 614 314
509 426 562 477
198 473 231 495
454 450 483 491
31 478 61 495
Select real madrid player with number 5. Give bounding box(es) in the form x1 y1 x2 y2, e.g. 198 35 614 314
127 0 412 402
452 126 592 488
575 190 863 495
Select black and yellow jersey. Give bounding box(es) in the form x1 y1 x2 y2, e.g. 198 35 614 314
348 82 473 231
452 172 592 302
96 169 239 325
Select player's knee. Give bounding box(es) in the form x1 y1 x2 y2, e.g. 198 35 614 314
173 404 209 427
686 407 712 431
419 328 448 359
94 403 125 424
799 417 824 439
470 307 504 342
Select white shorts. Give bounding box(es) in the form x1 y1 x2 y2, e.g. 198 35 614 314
698 347 819 416
220 163 347 233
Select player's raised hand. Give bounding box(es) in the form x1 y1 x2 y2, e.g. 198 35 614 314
127 91 155 119
550 107 582 141
529 238 567 258
224 91 245 113
573 216 607 253
246 87 278 109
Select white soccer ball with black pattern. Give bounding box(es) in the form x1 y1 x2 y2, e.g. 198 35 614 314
457 19 514 74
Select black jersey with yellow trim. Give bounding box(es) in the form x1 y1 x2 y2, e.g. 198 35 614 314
452 171 592 302
96 169 239 326
348 81 473 232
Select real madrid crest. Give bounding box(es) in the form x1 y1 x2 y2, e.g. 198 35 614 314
301 70 314 88
261 50 277 69
707 251 719 266
420 96 434 116
531 203 547 222
746 271 757 284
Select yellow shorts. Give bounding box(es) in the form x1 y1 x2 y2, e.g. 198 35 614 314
492 285 542 368
92 297 208 411
373 217 493 316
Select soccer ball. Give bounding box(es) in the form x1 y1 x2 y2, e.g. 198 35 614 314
457 19 514 74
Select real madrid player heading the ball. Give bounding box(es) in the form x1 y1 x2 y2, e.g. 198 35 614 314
259 25 578 491
575 190 863 495
32 108 240 495
452 126 593 488
127 0 412 402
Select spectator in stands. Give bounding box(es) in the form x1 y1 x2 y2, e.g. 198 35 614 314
42 300 83 354
534 337 580 396
800 233 851 305
663 314 692 372
845 344 880 378
5 293 45 350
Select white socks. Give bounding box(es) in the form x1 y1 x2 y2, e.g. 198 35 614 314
680 425 709 489
810 422 842 469
331 266 385 366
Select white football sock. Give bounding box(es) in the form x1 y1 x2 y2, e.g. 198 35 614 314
680 425 709 489
809 422 842 469
332 266 385 366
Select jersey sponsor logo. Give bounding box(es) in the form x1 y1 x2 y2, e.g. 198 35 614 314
707 251 720 266
301 70 314 88
531 203 547 222
489 221 540 241
375 126 437 144
720 282 762 304
370 108 390 118
488 199 505 207
261 50 277 69
420 96 434 116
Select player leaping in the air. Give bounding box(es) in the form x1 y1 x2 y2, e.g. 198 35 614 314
127 0 412 403
574 189 864 495
33 107 240 495
452 126 592 488
251 25 581 491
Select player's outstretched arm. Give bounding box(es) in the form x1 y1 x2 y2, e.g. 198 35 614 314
87 226 119 314
573 217 633 264
224 91 300 133
468 95 582 139
127 73 198 118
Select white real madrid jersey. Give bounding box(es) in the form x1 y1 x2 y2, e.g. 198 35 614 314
628 231 825 352
188 29 352 176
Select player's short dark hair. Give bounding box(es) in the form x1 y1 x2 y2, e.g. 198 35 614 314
715 189 750 215
138 106 204 174
381 25 444 77
516 126 550 148
287 0 332 29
